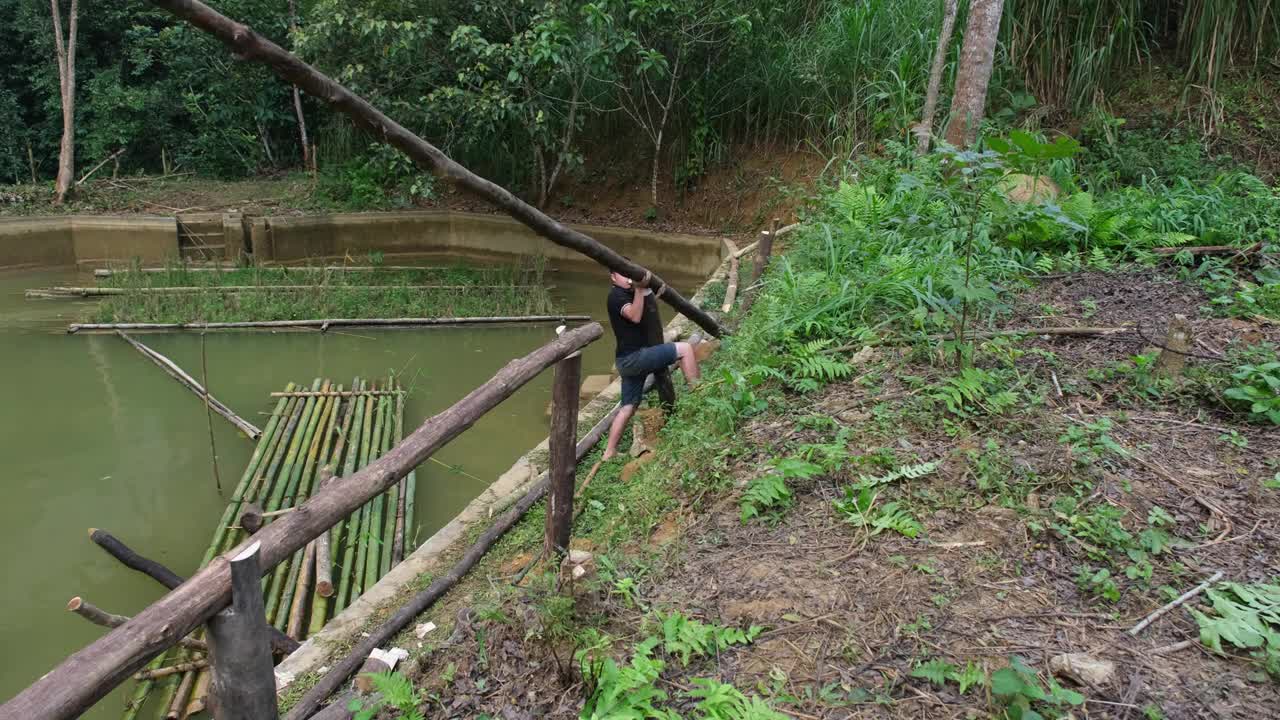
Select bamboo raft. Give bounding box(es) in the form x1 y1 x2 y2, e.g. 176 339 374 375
130 377 417 718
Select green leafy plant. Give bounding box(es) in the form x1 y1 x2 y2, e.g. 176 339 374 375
910 658 986 694
1189 581 1280 678
739 458 821 523
656 611 761 667
1223 361 1280 425
932 368 1019 417
685 678 789 720
853 460 940 490
991 655 1085 720
1075 565 1121 602
348 671 425 720
1059 418 1129 466
580 638 676 720
833 486 922 538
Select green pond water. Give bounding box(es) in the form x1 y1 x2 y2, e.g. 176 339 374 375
0 260 703 718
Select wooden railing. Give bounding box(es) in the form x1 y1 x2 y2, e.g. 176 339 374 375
0 322 603 720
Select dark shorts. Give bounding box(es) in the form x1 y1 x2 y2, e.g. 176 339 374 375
616 343 679 407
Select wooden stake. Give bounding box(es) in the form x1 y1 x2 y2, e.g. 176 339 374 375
1154 314 1192 378
751 220 777 284
205 542 280 720
545 352 582 558
720 239 740 313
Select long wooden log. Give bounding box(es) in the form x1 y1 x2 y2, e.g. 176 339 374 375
116 331 262 438
31 284 542 297
70 315 591 333
286 379 620 720
313 469 335 598
138 0 723 339
0 322 604 720
93 266 467 277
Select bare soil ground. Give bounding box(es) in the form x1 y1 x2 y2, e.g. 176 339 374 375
381 268 1278 720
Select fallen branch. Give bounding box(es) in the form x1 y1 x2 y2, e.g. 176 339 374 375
70 315 591 334
88 528 299 655
140 0 724 338
133 659 208 682
1128 571 1224 636
116 331 262 439
66 598 207 653
76 148 125 187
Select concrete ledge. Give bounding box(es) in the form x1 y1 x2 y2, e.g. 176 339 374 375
274 243 734 691
0 215 179 269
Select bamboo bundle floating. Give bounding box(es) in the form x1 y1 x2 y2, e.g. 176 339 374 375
94 265 496 277
115 376 415 717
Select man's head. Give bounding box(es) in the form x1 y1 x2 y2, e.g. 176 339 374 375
610 255 634 289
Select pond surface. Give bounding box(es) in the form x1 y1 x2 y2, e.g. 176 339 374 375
0 260 704 717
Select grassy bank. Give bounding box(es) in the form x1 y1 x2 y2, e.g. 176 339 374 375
278 131 1279 720
87 258 559 324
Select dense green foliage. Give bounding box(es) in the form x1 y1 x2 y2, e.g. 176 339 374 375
5 0 1276 205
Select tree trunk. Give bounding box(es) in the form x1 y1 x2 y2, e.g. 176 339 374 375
288 0 310 169
943 0 1003 148
916 0 959 154
50 0 79 205
650 131 662 210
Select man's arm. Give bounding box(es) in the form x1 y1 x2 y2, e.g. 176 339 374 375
620 284 646 324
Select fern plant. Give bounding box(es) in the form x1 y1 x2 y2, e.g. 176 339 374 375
739 458 822 523
784 338 854 392
656 611 761 667
931 367 1019 417
853 460 939 490
910 658 987 694
348 672 425 720
685 678 790 720
580 638 678 720
833 486 922 538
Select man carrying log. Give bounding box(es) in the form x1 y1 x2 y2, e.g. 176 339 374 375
602 267 711 460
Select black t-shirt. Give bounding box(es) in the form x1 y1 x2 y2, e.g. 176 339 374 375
607 285 652 357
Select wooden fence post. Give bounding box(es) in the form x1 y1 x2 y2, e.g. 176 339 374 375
545 350 582 558
206 542 279 720
751 218 778 285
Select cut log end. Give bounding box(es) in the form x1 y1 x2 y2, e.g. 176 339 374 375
315 581 334 598
66 597 84 612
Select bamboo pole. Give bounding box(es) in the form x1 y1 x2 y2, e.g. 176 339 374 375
333 381 369 613
94 265 489 277
378 381 397 578
115 331 262 438
271 390 404 398
356 393 386 596
69 315 592 334
164 671 195 719
265 381 327 625
2 323 602 720
286 542 316 639
133 659 209 682
391 388 408 564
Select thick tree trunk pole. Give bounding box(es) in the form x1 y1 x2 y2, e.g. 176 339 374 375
751 222 776 284
916 0 959 154
51 0 78 205
139 0 723 338
205 542 279 720
545 353 581 557
2 322 602 720
944 0 1004 147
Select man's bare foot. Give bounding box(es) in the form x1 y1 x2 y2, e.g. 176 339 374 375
694 338 719 363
